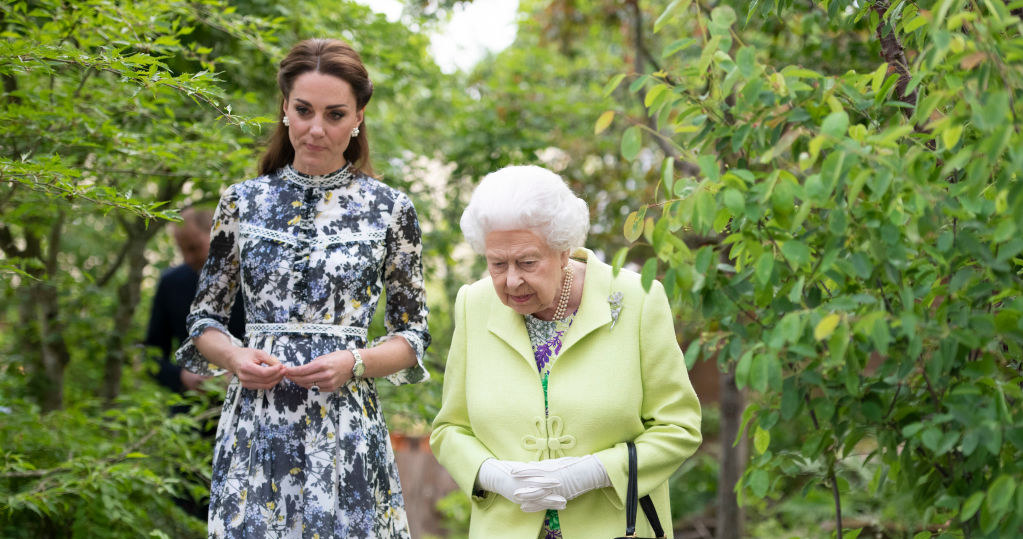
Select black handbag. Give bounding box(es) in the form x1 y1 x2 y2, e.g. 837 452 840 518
613 441 667 539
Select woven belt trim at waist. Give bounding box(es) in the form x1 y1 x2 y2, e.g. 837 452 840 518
246 323 368 337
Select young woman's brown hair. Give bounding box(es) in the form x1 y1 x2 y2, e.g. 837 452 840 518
259 38 374 176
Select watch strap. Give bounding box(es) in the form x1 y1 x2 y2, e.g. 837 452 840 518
351 348 365 378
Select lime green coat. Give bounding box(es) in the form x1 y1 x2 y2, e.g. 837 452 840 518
430 249 702 538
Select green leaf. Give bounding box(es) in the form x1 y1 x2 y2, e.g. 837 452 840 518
661 157 675 198
594 110 615 135
611 247 629 276
629 74 651 93
621 126 642 161
710 5 737 27
787 275 804 303
871 62 888 93
814 313 840 341
872 124 915 146
903 14 929 34
722 188 744 216
736 46 755 78
972 90 1009 132
748 469 769 498
780 240 811 266
942 124 963 150
662 38 697 58
921 427 943 451
751 354 769 392
754 251 774 286
902 422 924 437
603 73 627 97
654 0 693 33
821 111 849 138
735 349 753 390
697 155 720 181
640 258 657 292
985 475 1017 520
683 338 701 369
780 66 822 78
694 189 716 233
753 426 770 454
644 84 668 107
624 211 644 243
961 491 985 521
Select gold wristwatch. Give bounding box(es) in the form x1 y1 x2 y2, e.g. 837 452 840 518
351 349 365 378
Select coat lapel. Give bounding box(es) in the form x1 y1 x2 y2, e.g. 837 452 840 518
486 289 535 369
561 248 613 354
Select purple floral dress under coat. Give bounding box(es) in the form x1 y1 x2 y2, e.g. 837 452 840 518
524 312 577 539
176 165 430 539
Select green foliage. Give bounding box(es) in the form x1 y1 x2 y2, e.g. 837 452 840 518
434 489 471 539
0 384 217 538
612 0 1023 536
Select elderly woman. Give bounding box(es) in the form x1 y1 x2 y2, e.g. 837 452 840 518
430 165 702 538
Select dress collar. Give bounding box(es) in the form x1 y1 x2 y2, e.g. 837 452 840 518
281 163 354 189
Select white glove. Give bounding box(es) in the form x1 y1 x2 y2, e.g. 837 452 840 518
476 459 567 511
510 455 611 501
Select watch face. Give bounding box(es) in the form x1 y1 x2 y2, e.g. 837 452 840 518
353 360 365 377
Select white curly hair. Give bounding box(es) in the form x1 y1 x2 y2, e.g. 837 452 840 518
460 165 589 254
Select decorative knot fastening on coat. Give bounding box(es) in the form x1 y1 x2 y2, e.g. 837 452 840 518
521 415 577 458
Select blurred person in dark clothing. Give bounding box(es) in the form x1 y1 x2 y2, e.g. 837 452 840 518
145 207 245 397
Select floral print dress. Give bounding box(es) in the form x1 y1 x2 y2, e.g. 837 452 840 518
524 312 576 539
175 164 430 539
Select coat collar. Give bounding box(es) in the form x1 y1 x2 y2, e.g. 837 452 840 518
486 248 613 366
562 248 614 353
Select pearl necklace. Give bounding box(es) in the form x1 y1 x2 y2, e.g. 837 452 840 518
553 263 575 320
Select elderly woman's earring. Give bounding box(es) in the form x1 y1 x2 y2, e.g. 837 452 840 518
351 126 360 138
282 116 290 127
553 263 575 320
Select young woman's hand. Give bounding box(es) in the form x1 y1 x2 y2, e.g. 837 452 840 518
227 348 286 390
285 350 355 392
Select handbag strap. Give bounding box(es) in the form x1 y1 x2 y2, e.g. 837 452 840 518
640 495 665 538
625 441 666 538
625 441 639 536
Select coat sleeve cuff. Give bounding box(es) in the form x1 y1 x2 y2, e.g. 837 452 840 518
594 444 628 510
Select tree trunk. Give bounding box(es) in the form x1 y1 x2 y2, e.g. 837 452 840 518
716 369 745 539
36 283 71 411
101 222 157 402
22 212 73 412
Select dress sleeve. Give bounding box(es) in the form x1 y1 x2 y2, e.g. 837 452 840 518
594 279 703 505
429 285 496 499
174 185 245 376
374 192 431 386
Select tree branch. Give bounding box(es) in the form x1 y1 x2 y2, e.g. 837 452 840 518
806 395 844 539
45 210 65 278
72 67 95 99
95 238 133 288
871 1 933 135
626 0 701 176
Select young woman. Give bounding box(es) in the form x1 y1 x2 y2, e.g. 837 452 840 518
177 38 430 538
